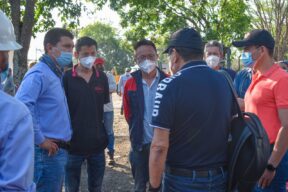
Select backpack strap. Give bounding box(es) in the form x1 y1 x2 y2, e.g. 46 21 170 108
220 70 244 120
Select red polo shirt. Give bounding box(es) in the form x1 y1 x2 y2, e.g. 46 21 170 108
245 64 288 144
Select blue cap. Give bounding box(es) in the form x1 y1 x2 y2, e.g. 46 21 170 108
163 28 203 54
232 29 275 49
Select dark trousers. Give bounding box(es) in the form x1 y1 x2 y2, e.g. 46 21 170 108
65 151 105 192
129 144 150 192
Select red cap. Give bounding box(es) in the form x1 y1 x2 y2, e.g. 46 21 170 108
94 57 105 65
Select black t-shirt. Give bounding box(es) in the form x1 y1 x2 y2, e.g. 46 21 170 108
151 61 234 170
63 67 109 155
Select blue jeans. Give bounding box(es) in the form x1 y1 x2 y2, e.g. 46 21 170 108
163 168 227 192
129 144 150 192
34 146 68 192
104 111 114 153
254 150 288 192
65 151 105 192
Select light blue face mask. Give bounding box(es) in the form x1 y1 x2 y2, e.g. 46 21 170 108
56 51 73 68
241 52 254 67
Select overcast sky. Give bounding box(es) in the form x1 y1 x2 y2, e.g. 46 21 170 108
28 2 121 61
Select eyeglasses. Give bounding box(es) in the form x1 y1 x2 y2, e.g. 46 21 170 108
136 54 157 63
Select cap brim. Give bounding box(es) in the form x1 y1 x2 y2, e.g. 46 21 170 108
0 41 22 51
163 47 170 54
232 40 252 48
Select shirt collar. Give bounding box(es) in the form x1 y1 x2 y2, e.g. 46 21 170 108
181 60 207 70
254 64 279 78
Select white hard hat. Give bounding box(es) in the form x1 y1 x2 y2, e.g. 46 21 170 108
0 10 22 51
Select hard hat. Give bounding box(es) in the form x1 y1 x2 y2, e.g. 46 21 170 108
0 10 22 51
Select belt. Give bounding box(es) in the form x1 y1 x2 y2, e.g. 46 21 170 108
165 165 226 178
54 140 70 151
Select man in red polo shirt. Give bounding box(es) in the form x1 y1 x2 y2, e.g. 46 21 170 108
233 29 288 192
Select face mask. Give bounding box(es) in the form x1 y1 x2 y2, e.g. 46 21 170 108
79 56 96 69
56 51 73 68
241 52 254 67
206 55 220 69
139 59 157 74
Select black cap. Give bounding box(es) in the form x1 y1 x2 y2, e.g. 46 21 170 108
232 29 275 49
163 28 203 54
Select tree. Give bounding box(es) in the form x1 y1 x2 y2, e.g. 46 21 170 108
80 22 134 73
249 0 288 60
103 0 251 47
0 0 83 85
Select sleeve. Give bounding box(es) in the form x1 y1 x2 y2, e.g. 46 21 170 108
123 79 131 123
108 73 117 93
274 76 288 109
103 73 110 104
15 72 46 145
150 78 175 130
0 113 35 191
233 71 241 98
118 76 123 94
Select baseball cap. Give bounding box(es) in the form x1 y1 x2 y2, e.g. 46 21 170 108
232 29 275 49
163 28 203 54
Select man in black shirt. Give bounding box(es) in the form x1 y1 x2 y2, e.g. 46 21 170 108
63 37 109 192
149 28 234 192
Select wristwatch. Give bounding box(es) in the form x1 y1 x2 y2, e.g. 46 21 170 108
266 164 276 172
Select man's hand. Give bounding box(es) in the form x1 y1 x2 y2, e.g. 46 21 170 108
258 169 276 189
39 139 59 156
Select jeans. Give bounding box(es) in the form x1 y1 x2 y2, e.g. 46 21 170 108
34 146 68 192
129 144 150 192
163 168 227 192
65 151 105 192
104 111 115 153
254 150 288 192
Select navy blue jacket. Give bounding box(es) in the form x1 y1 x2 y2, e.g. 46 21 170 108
123 68 167 151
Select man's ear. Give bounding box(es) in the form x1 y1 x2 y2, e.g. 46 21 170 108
45 43 53 54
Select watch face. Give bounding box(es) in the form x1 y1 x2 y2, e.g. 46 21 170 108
266 164 276 171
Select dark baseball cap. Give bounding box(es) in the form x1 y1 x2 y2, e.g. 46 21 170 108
232 29 275 49
163 28 203 54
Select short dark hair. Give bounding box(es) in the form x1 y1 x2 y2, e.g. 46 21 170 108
75 36 98 52
171 47 204 61
44 28 74 53
267 47 274 57
134 39 157 52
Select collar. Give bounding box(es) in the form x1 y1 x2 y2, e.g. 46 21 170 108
181 60 207 70
254 64 279 78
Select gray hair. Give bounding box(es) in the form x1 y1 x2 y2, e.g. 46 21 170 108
204 40 224 54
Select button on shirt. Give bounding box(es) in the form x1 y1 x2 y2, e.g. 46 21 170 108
16 61 72 145
0 91 35 191
245 64 288 144
142 71 160 144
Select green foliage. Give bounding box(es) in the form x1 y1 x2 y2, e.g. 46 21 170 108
108 0 252 47
1 0 83 37
80 22 134 73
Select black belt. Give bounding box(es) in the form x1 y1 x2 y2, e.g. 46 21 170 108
54 141 70 150
165 165 226 178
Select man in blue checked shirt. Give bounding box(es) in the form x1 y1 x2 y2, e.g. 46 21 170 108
16 28 74 192
0 10 35 191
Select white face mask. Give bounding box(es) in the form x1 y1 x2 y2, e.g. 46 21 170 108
206 55 220 69
79 56 96 69
139 59 157 74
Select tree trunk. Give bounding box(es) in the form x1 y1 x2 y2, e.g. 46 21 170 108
9 0 35 86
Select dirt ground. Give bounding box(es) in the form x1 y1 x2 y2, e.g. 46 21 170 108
76 94 134 192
